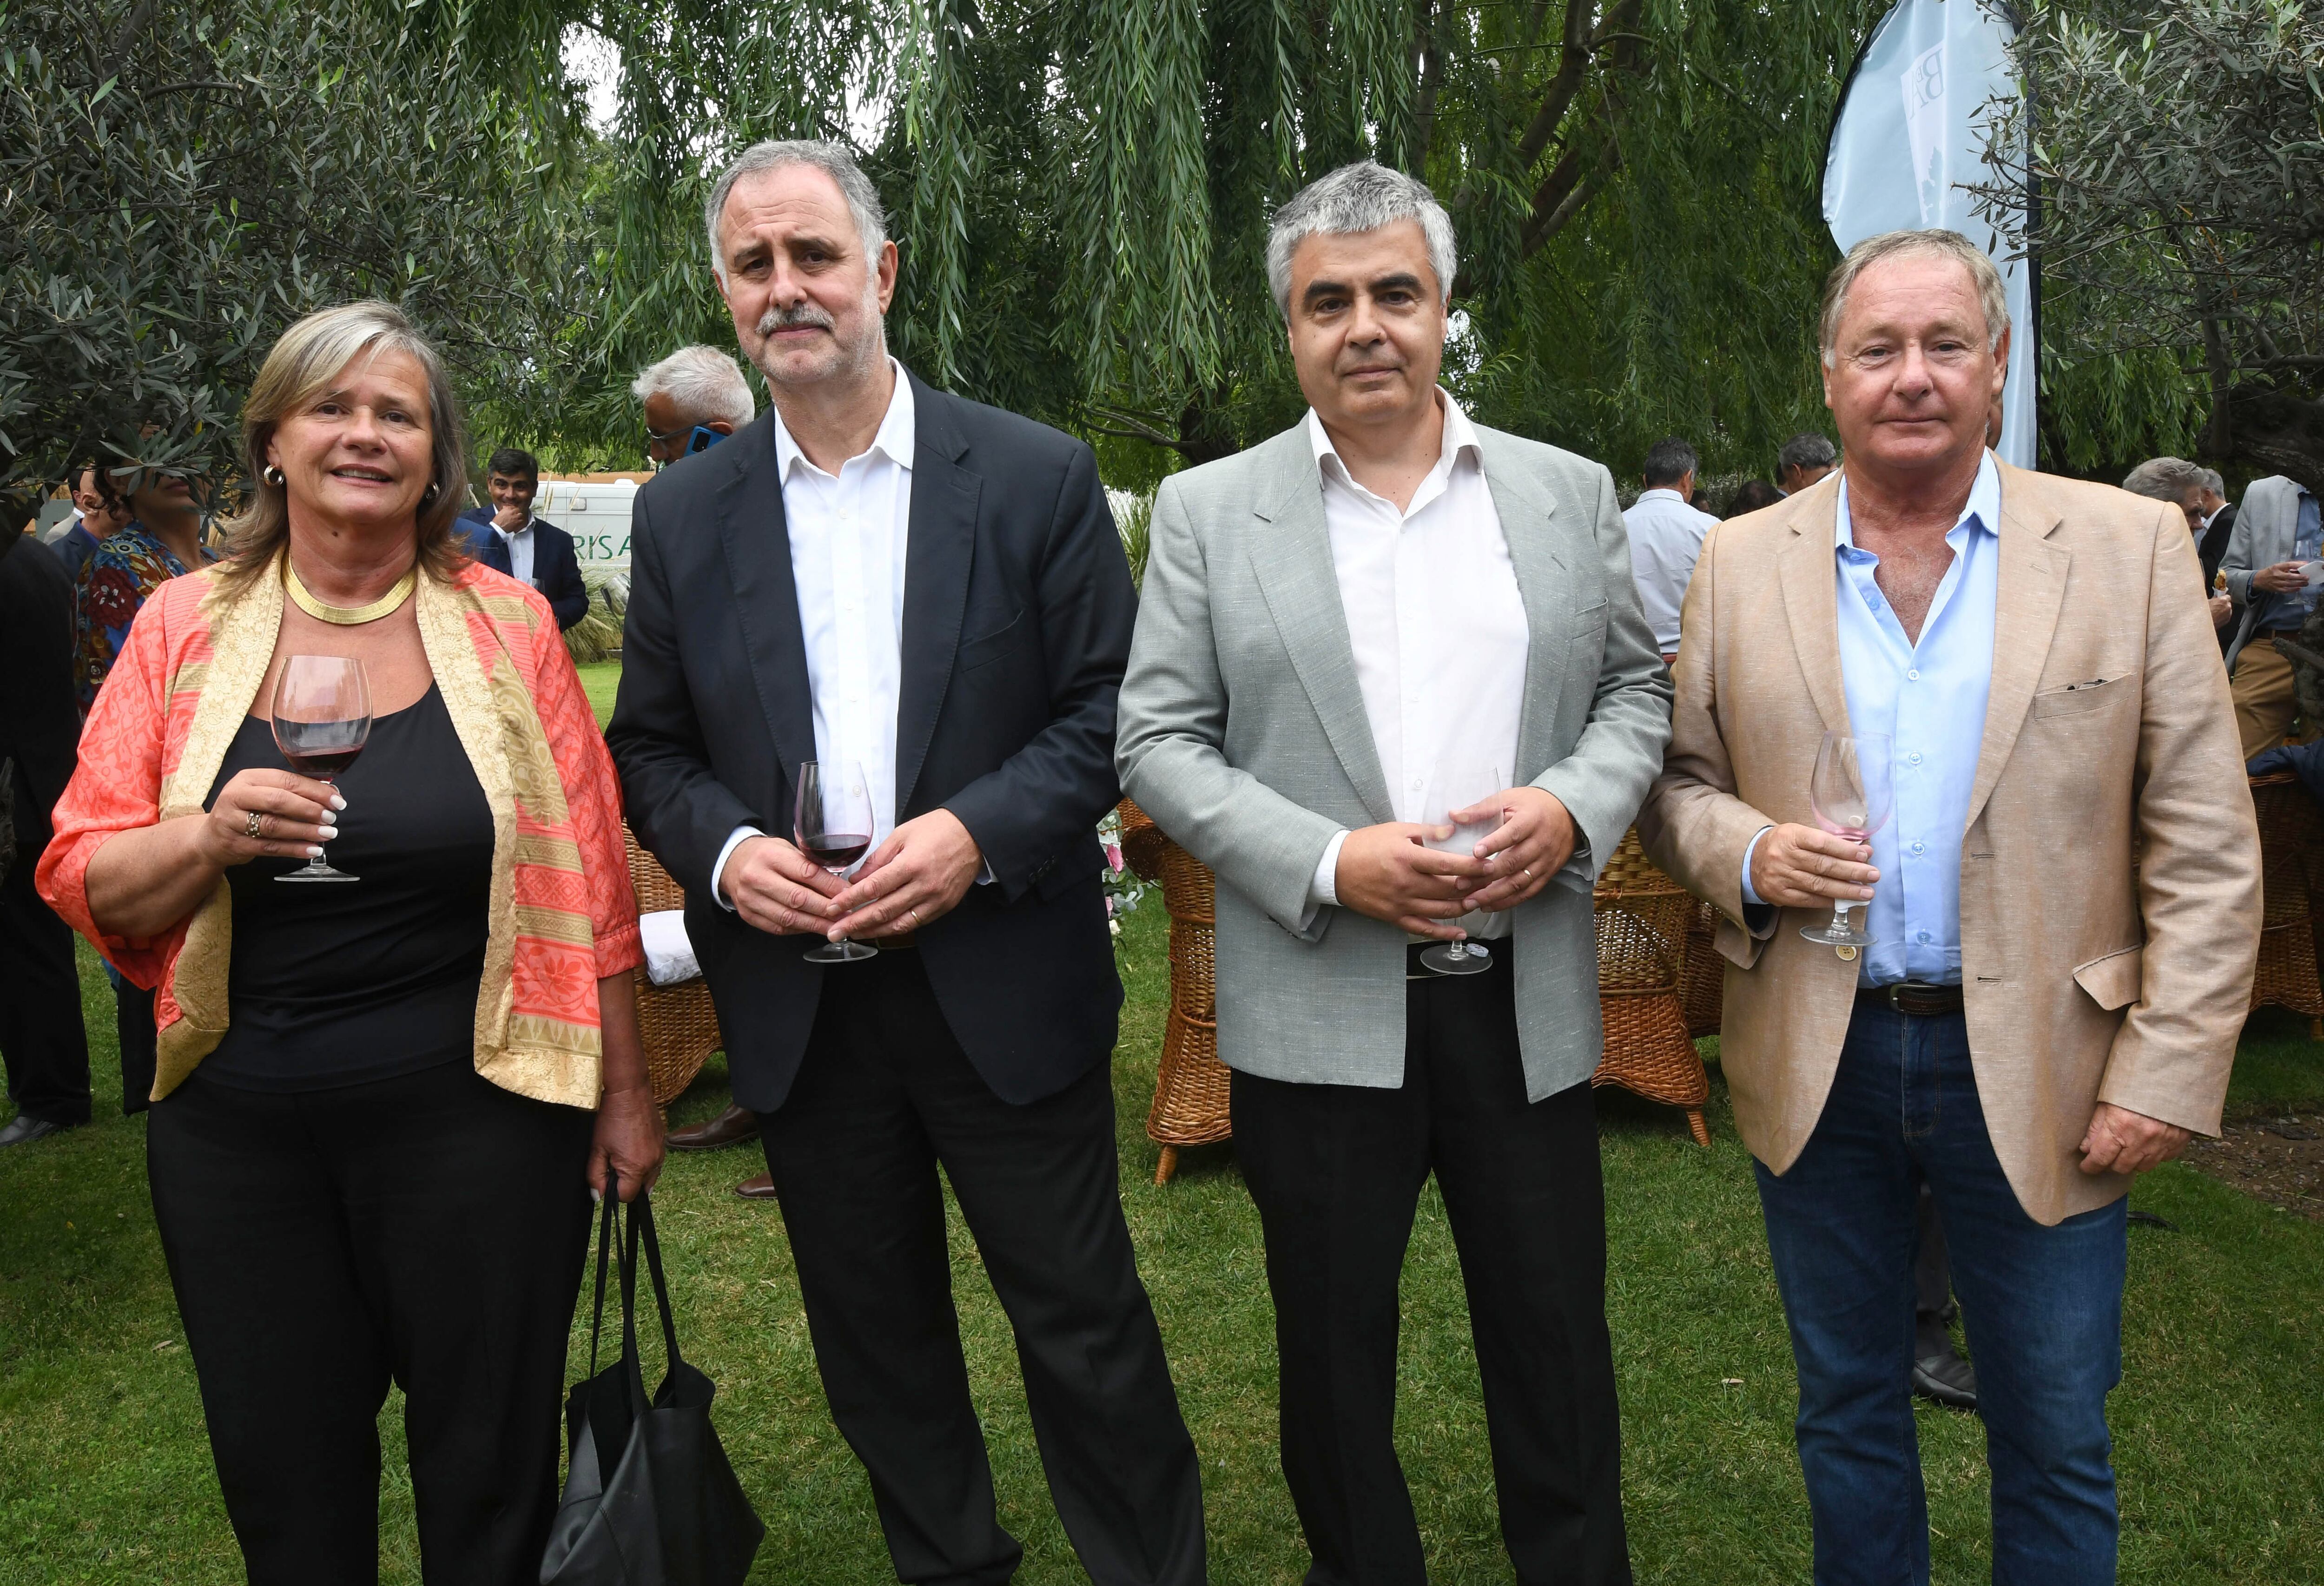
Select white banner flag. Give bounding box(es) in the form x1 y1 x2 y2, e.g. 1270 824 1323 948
1824 0 2036 469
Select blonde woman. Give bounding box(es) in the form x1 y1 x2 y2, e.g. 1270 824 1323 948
39 302 661 1582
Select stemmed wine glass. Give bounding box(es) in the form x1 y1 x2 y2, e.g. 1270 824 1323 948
1418 763 1505 977
271 655 371 883
1797 730 1892 949
795 759 878 964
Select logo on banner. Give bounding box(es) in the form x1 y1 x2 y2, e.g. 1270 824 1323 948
1903 39 1948 226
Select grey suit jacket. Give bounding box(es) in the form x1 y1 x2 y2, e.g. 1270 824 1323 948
1116 421 1672 1099
2219 475 2312 667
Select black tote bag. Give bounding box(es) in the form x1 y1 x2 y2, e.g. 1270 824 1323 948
541 1178 765 1586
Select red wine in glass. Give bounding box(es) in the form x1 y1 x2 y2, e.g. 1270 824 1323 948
271 655 370 883
802 834 872 869
794 759 879 963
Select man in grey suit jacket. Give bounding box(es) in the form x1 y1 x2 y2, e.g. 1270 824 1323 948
2218 474 2323 756
1117 161 1669 1586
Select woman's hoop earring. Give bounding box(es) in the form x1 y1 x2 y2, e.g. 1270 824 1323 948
262 465 285 487
421 482 440 507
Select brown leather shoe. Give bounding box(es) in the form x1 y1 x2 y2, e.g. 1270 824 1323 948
668 1103 759 1152
733 1172 779 1201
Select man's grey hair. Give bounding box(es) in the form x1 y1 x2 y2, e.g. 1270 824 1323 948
631 345 757 429
1777 432 1839 474
2197 466 2226 496
1265 160 1457 319
1643 436 1699 488
703 139 887 285
2122 455 2209 504
1819 229 2009 367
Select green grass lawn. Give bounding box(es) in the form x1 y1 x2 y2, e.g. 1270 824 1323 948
5 912 2322 1583
577 658 622 729
3 661 2318 1580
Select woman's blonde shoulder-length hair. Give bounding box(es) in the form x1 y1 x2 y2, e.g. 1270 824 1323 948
217 301 472 590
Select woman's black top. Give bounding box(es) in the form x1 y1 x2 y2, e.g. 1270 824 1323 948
201 684 495 1091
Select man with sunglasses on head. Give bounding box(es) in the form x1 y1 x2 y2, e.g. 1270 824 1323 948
635 344 757 468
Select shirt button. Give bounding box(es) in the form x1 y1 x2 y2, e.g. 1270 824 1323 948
1907 668 1921 681
1908 751 1923 765
1910 840 1926 855
1917 930 1932 944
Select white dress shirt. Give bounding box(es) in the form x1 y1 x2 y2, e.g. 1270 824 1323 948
713 361 917 906
1621 487 1715 654
495 515 536 587
1303 392 1531 940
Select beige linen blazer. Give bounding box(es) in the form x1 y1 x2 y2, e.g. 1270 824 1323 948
1638 463 2260 1225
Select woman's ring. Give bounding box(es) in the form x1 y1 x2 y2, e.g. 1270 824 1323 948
246 810 265 840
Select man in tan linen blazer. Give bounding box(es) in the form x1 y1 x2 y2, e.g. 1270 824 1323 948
1640 229 2258 1584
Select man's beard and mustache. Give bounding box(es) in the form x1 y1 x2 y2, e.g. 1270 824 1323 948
748 296 883 387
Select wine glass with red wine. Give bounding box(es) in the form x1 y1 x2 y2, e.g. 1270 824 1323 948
1797 730 1892 949
271 654 371 883
795 759 878 963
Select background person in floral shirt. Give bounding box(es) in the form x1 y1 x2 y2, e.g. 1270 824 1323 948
69 462 217 1114
72 465 216 717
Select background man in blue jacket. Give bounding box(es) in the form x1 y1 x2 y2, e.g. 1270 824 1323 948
458 447 589 630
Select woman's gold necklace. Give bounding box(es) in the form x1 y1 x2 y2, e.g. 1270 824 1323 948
284 556 416 625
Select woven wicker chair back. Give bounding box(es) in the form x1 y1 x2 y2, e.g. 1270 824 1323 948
622 823 725 1106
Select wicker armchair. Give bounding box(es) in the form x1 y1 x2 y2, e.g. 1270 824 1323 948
1591 830 1712 1146
2247 773 2324 1035
1680 896 1724 1040
1117 801 1232 1184
623 823 725 1106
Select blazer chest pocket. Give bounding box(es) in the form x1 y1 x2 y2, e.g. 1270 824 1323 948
958 608 1027 671
2030 675 2127 718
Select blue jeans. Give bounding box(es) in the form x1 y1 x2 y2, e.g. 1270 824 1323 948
1754 1003 2127 1585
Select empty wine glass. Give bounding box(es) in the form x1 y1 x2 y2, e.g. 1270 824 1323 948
795 759 878 964
1797 730 1892 949
1418 763 1505 978
271 655 370 883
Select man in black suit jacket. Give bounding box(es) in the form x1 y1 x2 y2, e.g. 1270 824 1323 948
607 139 1202 1586
0 530 93 1145
458 447 590 629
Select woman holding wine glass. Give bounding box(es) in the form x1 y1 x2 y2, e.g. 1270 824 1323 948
38 302 661 1585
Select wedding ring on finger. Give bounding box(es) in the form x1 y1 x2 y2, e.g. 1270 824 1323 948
246 810 265 840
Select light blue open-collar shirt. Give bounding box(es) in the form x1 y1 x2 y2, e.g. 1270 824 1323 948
1743 452 2002 986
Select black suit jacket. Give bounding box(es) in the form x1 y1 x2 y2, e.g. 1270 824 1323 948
606 373 1135 1112
2199 503 2236 590
0 532 83 858
459 509 590 630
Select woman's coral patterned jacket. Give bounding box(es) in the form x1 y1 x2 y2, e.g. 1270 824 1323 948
38 557 642 1109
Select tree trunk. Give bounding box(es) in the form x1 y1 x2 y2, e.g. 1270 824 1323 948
1174 394 1241 466
2225 386 2324 494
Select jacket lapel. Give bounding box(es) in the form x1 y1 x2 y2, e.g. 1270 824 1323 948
1964 464 2070 830
713 415 819 798
1473 434 1568 781
1247 430 1396 825
896 375 979 817
1777 481 1853 738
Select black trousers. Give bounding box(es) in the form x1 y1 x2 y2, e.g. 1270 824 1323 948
758 949 1204 1586
1914 1182 1957 1334
1232 948 1631 1586
147 1061 595 1586
116 978 157 1115
0 844 91 1126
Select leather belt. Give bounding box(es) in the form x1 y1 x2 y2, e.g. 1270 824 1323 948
1857 981 1964 1017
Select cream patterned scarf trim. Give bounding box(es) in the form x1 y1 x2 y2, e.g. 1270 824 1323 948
151 556 597 1106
